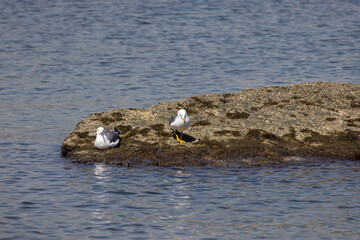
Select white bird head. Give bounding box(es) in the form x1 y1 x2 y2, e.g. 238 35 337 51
96 127 105 135
178 109 187 122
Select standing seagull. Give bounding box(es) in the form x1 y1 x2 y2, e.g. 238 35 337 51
94 127 121 150
169 109 191 143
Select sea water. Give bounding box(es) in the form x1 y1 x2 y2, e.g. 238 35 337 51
0 0 359 239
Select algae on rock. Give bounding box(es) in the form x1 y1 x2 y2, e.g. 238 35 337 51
61 82 360 167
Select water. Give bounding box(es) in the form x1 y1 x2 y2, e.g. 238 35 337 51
0 0 359 239
1 162 359 239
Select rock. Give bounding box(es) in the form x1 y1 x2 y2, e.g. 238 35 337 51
61 82 360 167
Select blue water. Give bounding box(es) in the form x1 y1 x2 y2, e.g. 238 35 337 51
0 0 359 239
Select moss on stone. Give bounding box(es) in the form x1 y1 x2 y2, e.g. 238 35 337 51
283 127 297 139
62 82 360 166
220 98 230 104
99 117 115 125
190 96 219 109
150 123 171 137
138 128 151 136
299 100 316 106
214 130 242 137
75 131 89 139
246 129 281 141
222 93 232 98
263 99 278 107
351 101 360 108
150 123 164 132
326 117 336 122
111 112 125 120
192 120 211 126
116 125 134 138
226 111 250 119
195 138 221 148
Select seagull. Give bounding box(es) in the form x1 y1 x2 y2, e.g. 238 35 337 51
169 109 191 143
94 127 121 150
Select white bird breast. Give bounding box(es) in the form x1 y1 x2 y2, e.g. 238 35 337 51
94 133 119 150
170 116 191 131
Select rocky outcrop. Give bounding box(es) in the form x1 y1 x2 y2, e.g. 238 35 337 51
61 82 360 167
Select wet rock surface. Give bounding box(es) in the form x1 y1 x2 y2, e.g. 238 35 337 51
61 82 360 167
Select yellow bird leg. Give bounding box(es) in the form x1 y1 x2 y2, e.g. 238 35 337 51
174 130 185 143
179 131 185 143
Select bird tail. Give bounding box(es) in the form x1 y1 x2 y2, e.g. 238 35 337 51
114 127 121 135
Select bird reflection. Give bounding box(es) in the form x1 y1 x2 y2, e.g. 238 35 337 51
92 163 112 223
172 170 192 211
94 163 108 182
162 170 195 229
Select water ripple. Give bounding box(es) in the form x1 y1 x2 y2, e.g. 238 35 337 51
0 0 360 239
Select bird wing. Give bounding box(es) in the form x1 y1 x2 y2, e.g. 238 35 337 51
104 131 119 143
169 114 176 125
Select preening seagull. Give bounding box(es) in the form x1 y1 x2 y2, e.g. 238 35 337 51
94 127 121 150
169 109 191 143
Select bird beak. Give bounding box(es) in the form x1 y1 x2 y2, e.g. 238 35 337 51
183 117 185 123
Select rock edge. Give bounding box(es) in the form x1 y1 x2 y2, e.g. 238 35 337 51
61 82 360 167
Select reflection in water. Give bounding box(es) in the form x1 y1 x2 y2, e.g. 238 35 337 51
163 170 195 235
0 0 359 238
171 170 192 213
92 163 111 224
94 163 109 183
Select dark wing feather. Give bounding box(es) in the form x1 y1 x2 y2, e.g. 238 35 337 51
105 131 120 143
169 114 176 125
114 127 120 135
